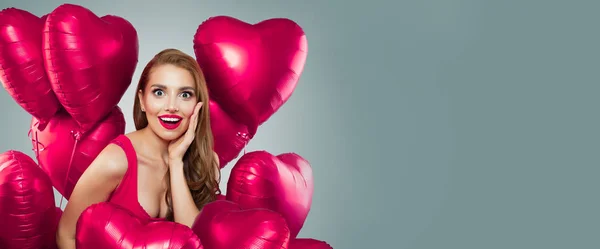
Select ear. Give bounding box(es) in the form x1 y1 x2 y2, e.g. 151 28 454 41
137 89 145 111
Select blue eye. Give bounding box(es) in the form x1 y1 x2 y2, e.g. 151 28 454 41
181 91 193 99
153 89 164 96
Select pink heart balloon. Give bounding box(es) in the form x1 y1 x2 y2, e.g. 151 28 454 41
226 151 314 238
0 8 60 126
30 107 125 199
192 200 290 249
289 239 333 249
76 202 202 249
209 100 254 168
43 4 138 134
0 150 58 249
193 15 307 132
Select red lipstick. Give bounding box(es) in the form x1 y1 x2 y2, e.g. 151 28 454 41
158 114 182 130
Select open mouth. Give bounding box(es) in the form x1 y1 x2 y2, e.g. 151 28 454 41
158 115 182 130
160 117 181 124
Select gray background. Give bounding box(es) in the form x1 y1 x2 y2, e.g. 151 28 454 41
1 0 599 248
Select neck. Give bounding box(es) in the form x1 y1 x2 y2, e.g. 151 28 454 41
138 127 171 163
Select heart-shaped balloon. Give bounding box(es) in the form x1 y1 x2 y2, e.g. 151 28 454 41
192 200 290 249
30 107 125 199
43 4 138 134
209 100 254 168
289 238 333 249
216 193 226 200
0 8 60 126
0 150 58 249
193 15 307 132
226 151 314 238
76 202 202 249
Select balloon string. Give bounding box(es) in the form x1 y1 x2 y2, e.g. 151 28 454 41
59 131 80 209
35 131 40 163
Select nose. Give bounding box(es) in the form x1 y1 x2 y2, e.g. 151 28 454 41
165 106 179 112
165 96 179 112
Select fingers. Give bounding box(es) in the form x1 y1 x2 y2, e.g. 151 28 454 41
193 102 203 116
185 102 202 142
192 102 202 130
192 111 199 131
187 114 197 136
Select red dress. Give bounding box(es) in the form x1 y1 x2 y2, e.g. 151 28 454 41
106 134 167 222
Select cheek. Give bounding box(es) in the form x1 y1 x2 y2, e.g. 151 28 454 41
143 99 164 115
182 102 197 118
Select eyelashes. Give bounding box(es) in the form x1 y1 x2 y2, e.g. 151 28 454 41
180 91 193 98
152 89 164 96
152 89 194 99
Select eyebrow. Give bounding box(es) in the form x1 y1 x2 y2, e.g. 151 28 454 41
150 84 195 92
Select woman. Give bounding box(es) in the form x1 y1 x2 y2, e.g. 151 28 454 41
56 48 221 249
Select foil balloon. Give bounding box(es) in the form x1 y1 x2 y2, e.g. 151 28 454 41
209 100 254 168
227 151 314 238
0 8 60 126
43 4 138 135
216 193 227 200
76 202 203 249
289 239 333 249
0 150 58 249
30 107 125 199
192 200 290 249
193 15 308 133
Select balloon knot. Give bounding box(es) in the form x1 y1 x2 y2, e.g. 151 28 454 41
236 132 250 140
29 130 46 152
71 130 82 141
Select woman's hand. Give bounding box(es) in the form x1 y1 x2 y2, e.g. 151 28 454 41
168 102 202 163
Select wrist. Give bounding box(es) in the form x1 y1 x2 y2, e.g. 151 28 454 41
168 159 184 168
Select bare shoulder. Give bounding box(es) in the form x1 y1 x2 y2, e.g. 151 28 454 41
86 143 128 179
65 142 128 206
57 140 129 244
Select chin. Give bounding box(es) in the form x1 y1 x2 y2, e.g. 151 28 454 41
148 121 186 141
156 130 185 141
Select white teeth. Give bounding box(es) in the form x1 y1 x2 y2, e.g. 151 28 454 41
160 117 181 122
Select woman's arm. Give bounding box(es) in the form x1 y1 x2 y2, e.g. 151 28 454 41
168 159 200 227
56 144 127 249
166 103 220 227
168 152 220 228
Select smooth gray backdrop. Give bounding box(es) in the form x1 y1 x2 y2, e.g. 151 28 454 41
1 0 599 248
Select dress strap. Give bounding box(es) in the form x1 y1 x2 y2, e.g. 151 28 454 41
110 134 138 174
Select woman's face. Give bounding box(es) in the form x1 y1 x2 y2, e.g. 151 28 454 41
138 64 198 141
